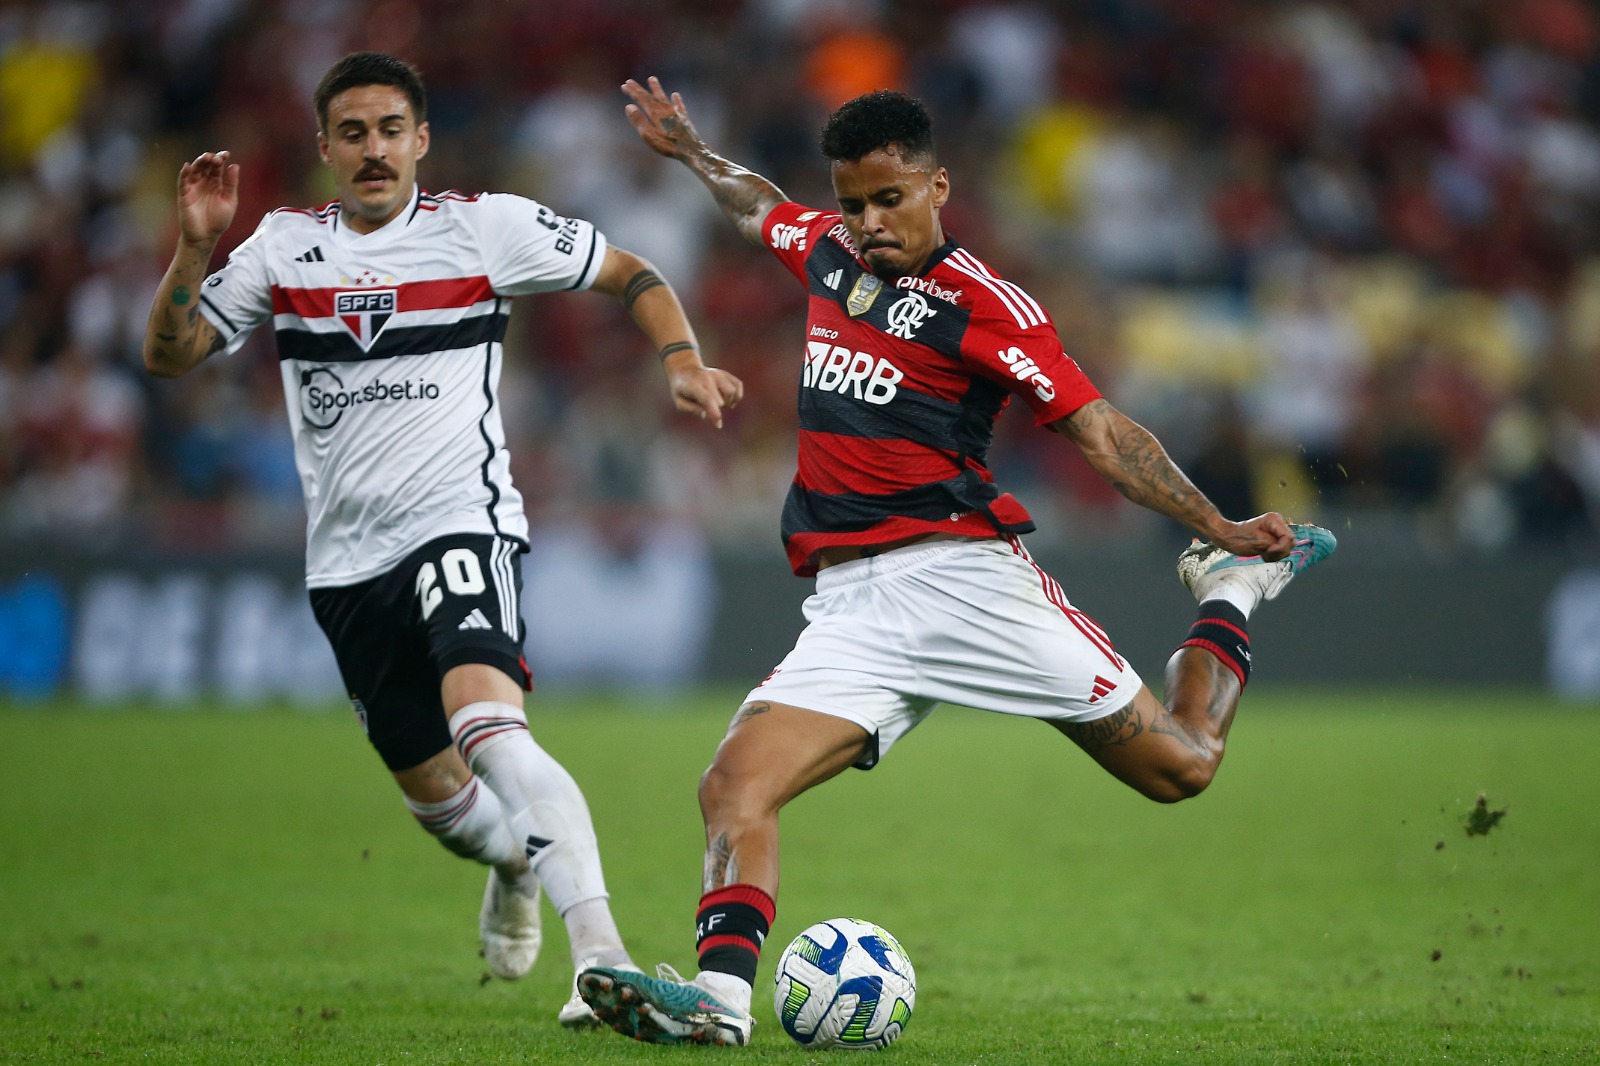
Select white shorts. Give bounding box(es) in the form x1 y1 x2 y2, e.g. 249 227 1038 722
745 536 1143 769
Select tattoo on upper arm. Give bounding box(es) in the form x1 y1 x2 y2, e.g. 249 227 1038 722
622 269 666 312
704 831 738 891
204 330 226 356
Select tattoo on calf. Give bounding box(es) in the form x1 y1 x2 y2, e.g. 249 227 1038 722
622 269 666 312
704 831 738 891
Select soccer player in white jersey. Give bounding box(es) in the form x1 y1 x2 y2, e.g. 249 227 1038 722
141 53 743 1027
573 81 1336 1046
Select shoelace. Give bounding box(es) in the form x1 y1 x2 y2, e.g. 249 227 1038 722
656 962 688 984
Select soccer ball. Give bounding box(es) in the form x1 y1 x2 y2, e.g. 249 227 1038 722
773 917 916 1050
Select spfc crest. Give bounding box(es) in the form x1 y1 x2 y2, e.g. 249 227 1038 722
335 289 397 349
845 273 883 317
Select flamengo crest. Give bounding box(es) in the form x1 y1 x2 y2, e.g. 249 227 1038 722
335 289 397 349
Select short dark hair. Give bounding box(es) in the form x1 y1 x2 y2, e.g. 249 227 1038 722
314 52 427 131
819 90 935 167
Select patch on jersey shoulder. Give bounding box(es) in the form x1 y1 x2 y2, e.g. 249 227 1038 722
334 288 397 350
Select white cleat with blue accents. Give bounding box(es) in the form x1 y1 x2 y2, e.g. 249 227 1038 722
1177 523 1338 610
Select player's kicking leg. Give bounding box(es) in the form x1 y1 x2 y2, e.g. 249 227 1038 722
580 702 869 1046
1057 523 1337 800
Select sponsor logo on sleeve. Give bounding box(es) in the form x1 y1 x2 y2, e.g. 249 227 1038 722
997 345 1056 402
770 222 808 251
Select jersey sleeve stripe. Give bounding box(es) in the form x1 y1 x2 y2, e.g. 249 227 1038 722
200 294 239 333
951 249 1046 323
566 229 600 291
946 250 1042 328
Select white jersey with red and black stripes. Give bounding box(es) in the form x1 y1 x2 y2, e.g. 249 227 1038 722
199 186 606 587
760 201 1103 575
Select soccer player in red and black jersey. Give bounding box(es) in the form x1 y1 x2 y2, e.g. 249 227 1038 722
577 78 1336 1046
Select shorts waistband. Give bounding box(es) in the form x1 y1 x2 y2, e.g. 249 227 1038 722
814 535 999 591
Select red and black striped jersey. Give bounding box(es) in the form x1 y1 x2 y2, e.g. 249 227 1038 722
761 201 1101 575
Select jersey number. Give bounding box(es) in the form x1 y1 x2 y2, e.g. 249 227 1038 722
416 548 488 620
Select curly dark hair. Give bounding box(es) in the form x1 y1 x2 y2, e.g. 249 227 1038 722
819 90 935 167
314 52 428 131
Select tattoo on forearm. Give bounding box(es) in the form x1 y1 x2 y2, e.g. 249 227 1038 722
1063 704 1143 753
685 148 783 235
171 285 191 306
658 341 696 362
704 831 738 891
1070 401 1213 528
622 269 666 312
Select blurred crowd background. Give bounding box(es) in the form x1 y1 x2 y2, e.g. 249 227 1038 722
5 0 1600 562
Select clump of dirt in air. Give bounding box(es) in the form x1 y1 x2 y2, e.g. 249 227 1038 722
1463 793 1507 837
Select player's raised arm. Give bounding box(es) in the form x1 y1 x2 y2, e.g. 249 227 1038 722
143 151 239 378
621 76 786 248
589 245 744 429
1053 399 1295 561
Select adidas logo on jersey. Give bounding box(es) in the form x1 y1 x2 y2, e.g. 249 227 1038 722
823 268 843 291
458 608 494 630
294 246 326 262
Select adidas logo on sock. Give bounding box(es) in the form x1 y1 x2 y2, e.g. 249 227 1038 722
824 268 843 290
458 608 493 630
294 246 325 263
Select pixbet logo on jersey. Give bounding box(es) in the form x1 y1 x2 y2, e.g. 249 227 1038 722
335 289 397 349
299 366 441 429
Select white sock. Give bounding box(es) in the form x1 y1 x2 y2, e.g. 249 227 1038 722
695 969 754 1015
404 778 520 868
449 701 613 917
1205 580 1261 620
565 898 632 971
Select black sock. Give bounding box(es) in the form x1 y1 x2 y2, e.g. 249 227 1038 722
1180 600 1251 686
695 884 775 987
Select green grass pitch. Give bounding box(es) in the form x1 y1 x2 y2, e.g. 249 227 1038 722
2 688 1597 1064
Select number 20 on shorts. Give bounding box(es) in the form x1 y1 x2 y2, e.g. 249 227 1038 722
414 548 487 620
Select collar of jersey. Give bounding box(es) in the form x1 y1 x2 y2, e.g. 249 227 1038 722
331 184 421 245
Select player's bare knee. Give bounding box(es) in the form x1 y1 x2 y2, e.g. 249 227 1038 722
698 760 754 824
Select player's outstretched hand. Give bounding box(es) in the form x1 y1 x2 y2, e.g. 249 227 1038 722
1207 512 1296 562
621 76 704 160
177 151 240 246
667 364 744 430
